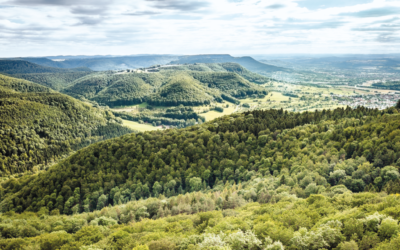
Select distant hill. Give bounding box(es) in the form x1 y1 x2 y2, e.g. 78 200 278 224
22 55 179 71
0 60 91 74
19 54 288 73
159 62 271 84
0 74 132 175
170 54 288 73
12 72 94 91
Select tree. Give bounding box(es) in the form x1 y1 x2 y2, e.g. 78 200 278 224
96 194 107 210
189 177 203 192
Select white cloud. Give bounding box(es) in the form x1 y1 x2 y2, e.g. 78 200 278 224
0 0 399 56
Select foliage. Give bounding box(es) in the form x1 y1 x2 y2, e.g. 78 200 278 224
0 60 90 74
12 72 93 91
0 74 132 175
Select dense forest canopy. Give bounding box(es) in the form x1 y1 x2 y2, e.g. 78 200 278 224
0 74 132 175
61 70 266 107
2 105 399 215
1 96 400 249
159 62 271 84
12 72 94 91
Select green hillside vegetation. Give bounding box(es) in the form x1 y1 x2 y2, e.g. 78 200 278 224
2 105 400 249
2 105 400 214
147 74 217 106
160 62 271 84
0 60 91 74
189 72 267 98
170 54 288 73
62 72 164 107
12 72 94 91
0 74 133 175
2 188 400 249
62 71 265 107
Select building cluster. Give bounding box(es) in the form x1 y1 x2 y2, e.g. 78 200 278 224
332 93 400 110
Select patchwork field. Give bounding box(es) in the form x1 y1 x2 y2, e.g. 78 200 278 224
122 120 160 132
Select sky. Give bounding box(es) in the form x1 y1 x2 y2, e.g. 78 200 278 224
0 0 400 57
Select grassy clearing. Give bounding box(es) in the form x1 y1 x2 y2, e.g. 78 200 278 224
122 120 160 132
202 102 237 121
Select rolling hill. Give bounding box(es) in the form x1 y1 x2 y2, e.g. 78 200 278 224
159 62 271 84
146 74 217 106
19 54 289 74
11 72 94 91
0 60 91 74
22 55 179 71
0 74 132 175
170 54 288 73
0 105 396 214
0 102 400 249
61 70 267 107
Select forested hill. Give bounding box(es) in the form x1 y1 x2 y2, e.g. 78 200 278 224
159 62 271 84
11 72 94 91
2 104 400 215
0 60 91 74
0 74 132 175
170 54 288 73
62 71 267 107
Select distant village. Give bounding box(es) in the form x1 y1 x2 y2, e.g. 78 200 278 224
332 93 400 110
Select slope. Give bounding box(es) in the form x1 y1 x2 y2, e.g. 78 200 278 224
62 71 265 107
189 71 267 98
62 72 165 106
1 105 398 214
0 60 91 74
146 74 217 106
159 62 271 84
11 72 94 91
0 74 133 175
170 54 288 73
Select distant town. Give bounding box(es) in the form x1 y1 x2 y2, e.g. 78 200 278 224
332 93 400 110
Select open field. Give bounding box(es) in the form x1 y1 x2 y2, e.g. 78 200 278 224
122 120 160 132
201 102 237 121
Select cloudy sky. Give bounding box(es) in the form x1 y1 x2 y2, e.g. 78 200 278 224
1 0 400 57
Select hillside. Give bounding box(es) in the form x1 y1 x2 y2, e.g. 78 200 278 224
62 72 165 106
62 71 265 107
1 105 400 249
1 105 398 213
160 62 271 84
11 72 94 91
0 74 133 175
0 60 91 74
147 74 217 106
170 54 288 73
189 72 267 98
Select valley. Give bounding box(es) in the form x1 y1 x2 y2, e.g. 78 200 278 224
1 54 400 250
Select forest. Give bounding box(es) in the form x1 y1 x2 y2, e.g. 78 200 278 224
62 71 266 107
0 102 400 249
2 58 400 250
0 74 132 176
0 60 91 74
